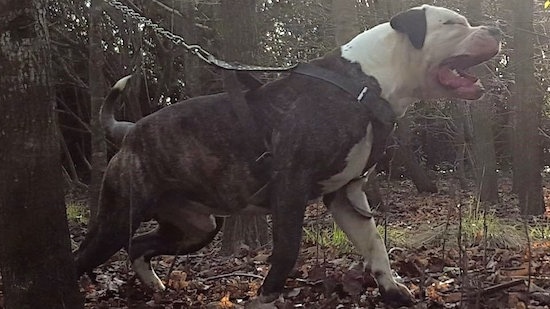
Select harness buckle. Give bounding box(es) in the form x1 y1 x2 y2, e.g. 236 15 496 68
357 86 369 101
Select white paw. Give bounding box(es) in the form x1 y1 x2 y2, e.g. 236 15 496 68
132 256 166 291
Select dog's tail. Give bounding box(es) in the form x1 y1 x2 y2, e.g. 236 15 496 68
101 75 135 146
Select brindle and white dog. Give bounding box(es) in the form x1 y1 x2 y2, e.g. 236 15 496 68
75 5 500 308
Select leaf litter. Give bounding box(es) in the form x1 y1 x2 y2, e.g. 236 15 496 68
63 176 550 308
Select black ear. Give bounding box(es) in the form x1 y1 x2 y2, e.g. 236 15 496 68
390 8 427 49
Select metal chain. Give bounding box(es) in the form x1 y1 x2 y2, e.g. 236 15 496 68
105 0 295 72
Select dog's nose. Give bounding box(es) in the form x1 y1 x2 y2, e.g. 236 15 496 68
485 26 502 40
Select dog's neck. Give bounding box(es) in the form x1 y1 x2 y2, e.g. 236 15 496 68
340 23 426 117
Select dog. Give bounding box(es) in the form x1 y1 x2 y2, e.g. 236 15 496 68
75 5 500 308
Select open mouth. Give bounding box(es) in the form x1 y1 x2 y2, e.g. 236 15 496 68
437 54 494 100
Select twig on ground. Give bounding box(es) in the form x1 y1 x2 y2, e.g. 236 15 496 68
203 272 264 281
522 212 532 295
442 186 453 260
387 247 406 255
165 253 181 283
456 183 466 309
466 279 525 298
510 275 550 280
480 168 488 308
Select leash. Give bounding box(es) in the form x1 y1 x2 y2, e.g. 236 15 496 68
106 0 296 72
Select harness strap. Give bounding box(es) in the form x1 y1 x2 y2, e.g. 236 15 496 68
291 63 396 126
292 63 370 103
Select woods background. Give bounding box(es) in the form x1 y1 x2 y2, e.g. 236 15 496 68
0 0 549 308
51 0 549 214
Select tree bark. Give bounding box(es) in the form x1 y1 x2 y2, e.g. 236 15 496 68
0 1 84 308
331 0 358 45
394 116 438 193
219 0 269 255
88 0 107 222
509 0 544 214
466 0 498 203
450 100 469 189
180 0 209 97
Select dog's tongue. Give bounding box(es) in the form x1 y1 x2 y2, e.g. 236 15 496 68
438 66 483 99
438 67 478 88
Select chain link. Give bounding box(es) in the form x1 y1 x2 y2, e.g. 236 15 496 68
105 0 295 71
106 0 217 63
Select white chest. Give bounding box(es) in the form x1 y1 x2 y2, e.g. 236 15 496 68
319 124 373 194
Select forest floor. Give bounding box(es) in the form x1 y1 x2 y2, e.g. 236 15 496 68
66 174 550 308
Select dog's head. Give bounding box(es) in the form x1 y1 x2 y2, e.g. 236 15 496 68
390 4 501 100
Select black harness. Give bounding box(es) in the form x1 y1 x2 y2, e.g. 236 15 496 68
228 64 396 207
290 63 396 173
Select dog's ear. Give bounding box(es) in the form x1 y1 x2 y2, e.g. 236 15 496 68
390 7 427 49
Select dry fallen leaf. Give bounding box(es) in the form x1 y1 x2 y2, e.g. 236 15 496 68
219 293 234 309
426 284 444 304
442 292 462 303
167 270 189 291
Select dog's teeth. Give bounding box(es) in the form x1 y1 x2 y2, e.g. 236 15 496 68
451 69 460 76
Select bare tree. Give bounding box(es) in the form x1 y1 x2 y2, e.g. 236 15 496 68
219 0 269 254
0 0 84 308
332 0 359 45
449 99 470 189
88 0 107 221
394 115 438 193
466 0 498 203
509 0 544 214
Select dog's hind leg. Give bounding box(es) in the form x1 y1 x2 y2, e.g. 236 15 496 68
326 178 414 308
129 209 223 290
75 181 144 278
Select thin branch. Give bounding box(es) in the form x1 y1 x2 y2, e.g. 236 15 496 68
151 0 184 18
203 272 264 281
466 279 525 298
523 212 533 296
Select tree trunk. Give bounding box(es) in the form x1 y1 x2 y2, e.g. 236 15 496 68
180 0 209 97
469 99 498 202
0 1 84 308
331 0 358 45
450 99 469 189
509 0 544 214
394 116 438 193
385 0 396 18
219 0 269 255
466 0 498 203
88 0 107 222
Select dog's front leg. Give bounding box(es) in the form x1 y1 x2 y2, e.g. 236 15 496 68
327 178 414 307
248 170 308 308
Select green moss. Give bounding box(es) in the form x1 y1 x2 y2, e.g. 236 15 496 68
66 202 89 224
